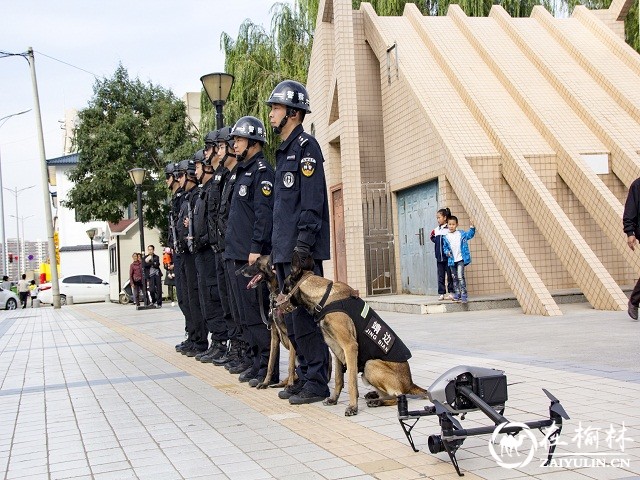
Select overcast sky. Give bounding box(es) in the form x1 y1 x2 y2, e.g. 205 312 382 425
0 0 285 241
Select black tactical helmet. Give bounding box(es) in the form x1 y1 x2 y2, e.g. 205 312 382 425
175 159 190 172
265 80 311 113
231 116 267 144
204 130 220 146
218 126 234 149
189 151 203 175
192 149 205 164
164 162 176 177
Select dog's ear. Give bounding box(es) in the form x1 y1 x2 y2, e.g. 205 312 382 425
266 255 273 271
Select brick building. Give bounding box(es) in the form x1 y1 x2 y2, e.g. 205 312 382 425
306 0 639 315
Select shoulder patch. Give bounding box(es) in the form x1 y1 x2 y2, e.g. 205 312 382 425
301 157 316 177
261 180 273 197
257 161 267 171
298 135 308 147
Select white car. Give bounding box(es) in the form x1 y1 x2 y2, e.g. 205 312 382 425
0 287 18 310
38 275 109 305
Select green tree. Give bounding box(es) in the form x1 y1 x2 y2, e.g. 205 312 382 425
65 65 196 234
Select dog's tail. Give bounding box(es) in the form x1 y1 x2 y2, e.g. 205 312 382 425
408 384 429 398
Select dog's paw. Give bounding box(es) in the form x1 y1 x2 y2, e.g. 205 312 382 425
256 383 268 390
344 405 358 416
366 398 382 408
364 391 379 400
323 397 338 406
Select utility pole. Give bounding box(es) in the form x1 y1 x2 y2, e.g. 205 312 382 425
4 185 35 277
27 47 61 308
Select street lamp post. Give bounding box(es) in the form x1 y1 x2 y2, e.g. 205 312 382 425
0 109 31 273
200 73 234 129
9 214 33 275
86 228 96 275
4 185 35 277
128 167 153 310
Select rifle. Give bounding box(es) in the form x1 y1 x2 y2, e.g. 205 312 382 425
187 195 195 254
169 211 178 253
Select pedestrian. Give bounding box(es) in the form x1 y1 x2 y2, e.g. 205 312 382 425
623 178 640 319
442 216 475 304
17 274 29 309
129 252 143 306
162 247 176 306
29 280 38 307
224 116 276 386
144 245 162 308
1 275 11 291
267 80 331 404
430 207 454 301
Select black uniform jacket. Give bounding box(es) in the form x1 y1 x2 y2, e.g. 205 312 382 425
223 152 274 261
623 177 640 238
272 124 330 264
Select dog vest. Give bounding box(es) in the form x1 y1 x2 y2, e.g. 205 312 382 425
316 296 412 373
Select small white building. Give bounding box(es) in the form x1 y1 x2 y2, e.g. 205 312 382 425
46 153 109 281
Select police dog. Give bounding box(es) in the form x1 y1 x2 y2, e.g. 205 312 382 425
282 253 427 416
241 257 297 390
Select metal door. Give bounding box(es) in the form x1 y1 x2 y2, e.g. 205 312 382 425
397 181 438 294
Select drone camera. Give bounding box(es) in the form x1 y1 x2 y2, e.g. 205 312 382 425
428 434 445 454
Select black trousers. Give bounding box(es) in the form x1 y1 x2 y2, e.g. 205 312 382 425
195 248 227 342
275 261 330 397
183 253 208 349
630 277 640 306
226 258 274 379
148 274 162 306
437 260 454 295
173 254 190 335
216 251 239 340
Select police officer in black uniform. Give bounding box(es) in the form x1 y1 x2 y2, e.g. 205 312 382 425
267 80 331 404
176 154 209 357
167 162 191 353
224 116 278 385
192 131 228 362
208 127 244 367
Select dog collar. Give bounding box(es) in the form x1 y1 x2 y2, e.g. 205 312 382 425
275 271 314 313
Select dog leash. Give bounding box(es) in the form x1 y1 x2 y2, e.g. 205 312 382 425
313 281 334 315
275 271 314 313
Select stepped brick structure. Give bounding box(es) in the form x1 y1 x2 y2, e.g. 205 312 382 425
306 0 639 315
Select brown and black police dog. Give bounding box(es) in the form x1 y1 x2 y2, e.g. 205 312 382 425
241 256 297 390
281 253 427 416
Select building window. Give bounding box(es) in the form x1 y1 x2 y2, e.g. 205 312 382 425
109 245 117 273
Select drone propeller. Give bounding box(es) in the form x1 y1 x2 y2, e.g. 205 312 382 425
543 389 570 420
433 400 463 430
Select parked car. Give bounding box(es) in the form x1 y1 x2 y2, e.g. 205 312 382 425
38 275 109 305
0 287 18 310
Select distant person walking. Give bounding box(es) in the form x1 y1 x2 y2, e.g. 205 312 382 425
144 245 162 308
29 280 38 307
623 179 640 319
1 275 11 291
442 216 475 304
129 253 143 307
17 274 29 309
430 207 454 301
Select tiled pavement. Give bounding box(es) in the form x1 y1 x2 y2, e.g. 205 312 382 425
0 301 639 480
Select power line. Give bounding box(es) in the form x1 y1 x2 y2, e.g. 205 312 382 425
33 50 100 78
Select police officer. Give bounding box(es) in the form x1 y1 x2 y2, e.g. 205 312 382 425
208 127 244 367
224 116 277 385
167 162 191 353
267 80 331 404
176 155 209 357
192 131 228 362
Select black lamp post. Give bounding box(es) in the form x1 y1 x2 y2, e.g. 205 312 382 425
200 73 234 129
86 228 96 275
128 167 152 310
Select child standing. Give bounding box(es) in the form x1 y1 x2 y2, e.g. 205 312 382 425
442 216 475 303
430 207 454 301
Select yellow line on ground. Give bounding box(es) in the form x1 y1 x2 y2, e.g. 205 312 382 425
74 305 482 480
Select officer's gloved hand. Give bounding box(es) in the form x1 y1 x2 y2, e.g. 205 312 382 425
293 243 313 271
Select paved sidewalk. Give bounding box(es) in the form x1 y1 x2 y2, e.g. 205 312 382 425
0 301 639 480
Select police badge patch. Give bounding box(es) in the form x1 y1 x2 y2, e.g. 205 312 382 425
239 185 248 197
301 157 316 177
261 180 272 197
283 172 295 188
